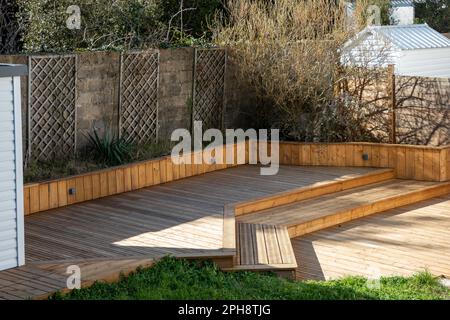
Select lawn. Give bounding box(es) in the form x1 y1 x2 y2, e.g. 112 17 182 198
52 257 450 300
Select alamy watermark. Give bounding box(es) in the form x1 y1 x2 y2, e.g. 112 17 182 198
66 265 81 290
66 5 81 30
171 121 280 176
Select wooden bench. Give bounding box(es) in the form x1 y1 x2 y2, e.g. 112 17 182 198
232 222 297 277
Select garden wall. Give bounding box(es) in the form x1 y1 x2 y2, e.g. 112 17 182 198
0 48 256 160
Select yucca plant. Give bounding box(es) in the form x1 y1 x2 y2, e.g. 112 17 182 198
86 130 134 166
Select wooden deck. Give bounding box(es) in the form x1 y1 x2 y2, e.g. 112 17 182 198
237 179 450 238
25 165 376 263
292 195 450 280
1 163 450 299
1 165 381 299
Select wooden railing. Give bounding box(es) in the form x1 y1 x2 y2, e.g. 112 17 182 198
23 141 450 215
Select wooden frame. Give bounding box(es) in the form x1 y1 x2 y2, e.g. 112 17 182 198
278 142 450 182
23 142 246 215
13 76 25 267
23 141 450 216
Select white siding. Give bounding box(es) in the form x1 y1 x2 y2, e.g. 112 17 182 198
342 32 400 68
391 7 415 25
0 76 22 271
395 48 450 78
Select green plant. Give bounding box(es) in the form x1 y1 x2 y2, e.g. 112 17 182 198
131 140 171 162
86 130 134 166
415 0 450 33
51 257 450 300
16 0 223 53
17 0 167 52
24 158 103 183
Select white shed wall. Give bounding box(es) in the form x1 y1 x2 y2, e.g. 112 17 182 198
342 32 400 68
0 76 24 271
395 48 450 78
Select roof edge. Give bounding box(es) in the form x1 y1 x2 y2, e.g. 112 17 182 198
0 64 28 77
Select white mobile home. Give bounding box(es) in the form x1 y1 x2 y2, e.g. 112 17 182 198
0 64 27 271
342 24 450 78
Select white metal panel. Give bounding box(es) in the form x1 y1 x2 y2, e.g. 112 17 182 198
0 258 18 271
13 76 24 267
0 74 24 271
395 48 450 78
0 239 17 251
375 24 450 50
342 24 450 78
0 229 16 241
341 32 400 68
0 181 16 193
0 210 16 222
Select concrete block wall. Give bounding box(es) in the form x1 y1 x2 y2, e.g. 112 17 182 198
0 48 256 159
76 51 121 147
158 48 194 140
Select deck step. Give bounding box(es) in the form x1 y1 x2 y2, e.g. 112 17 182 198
233 168 395 217
238 179 450 238
227 223 297 274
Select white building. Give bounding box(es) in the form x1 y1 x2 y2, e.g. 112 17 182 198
341 24 450 78
0 64 26 271
345 0 418 26
391 0 415 25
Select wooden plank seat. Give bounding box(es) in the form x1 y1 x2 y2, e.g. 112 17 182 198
232 223 297 274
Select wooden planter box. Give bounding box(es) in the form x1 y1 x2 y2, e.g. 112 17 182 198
23 141 450 215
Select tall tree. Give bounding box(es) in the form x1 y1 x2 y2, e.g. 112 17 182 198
415 0 450 33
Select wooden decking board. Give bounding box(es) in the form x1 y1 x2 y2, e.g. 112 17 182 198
263 225 283 265
24 165 374 263
233 169 395 217
254 224 269 265
276 226 295 264
2 164 449 299
291 194 450 280
294 239 450 272
237 180 446 228
234 222 297 271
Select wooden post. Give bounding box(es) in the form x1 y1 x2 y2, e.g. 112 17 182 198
387 64 396 144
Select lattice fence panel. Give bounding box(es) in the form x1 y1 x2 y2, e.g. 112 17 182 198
28 55 77 161
193 48 226 130
119 50 159 144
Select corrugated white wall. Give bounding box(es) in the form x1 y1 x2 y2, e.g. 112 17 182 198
395 48 450 78
0 76 23 271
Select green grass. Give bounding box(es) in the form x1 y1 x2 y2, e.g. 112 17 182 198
51 257 450 300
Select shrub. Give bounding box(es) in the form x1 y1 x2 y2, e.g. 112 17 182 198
213 0 391 142
415 0 450 33
17 0 167 52
16 0 223 52
86 130 134 166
